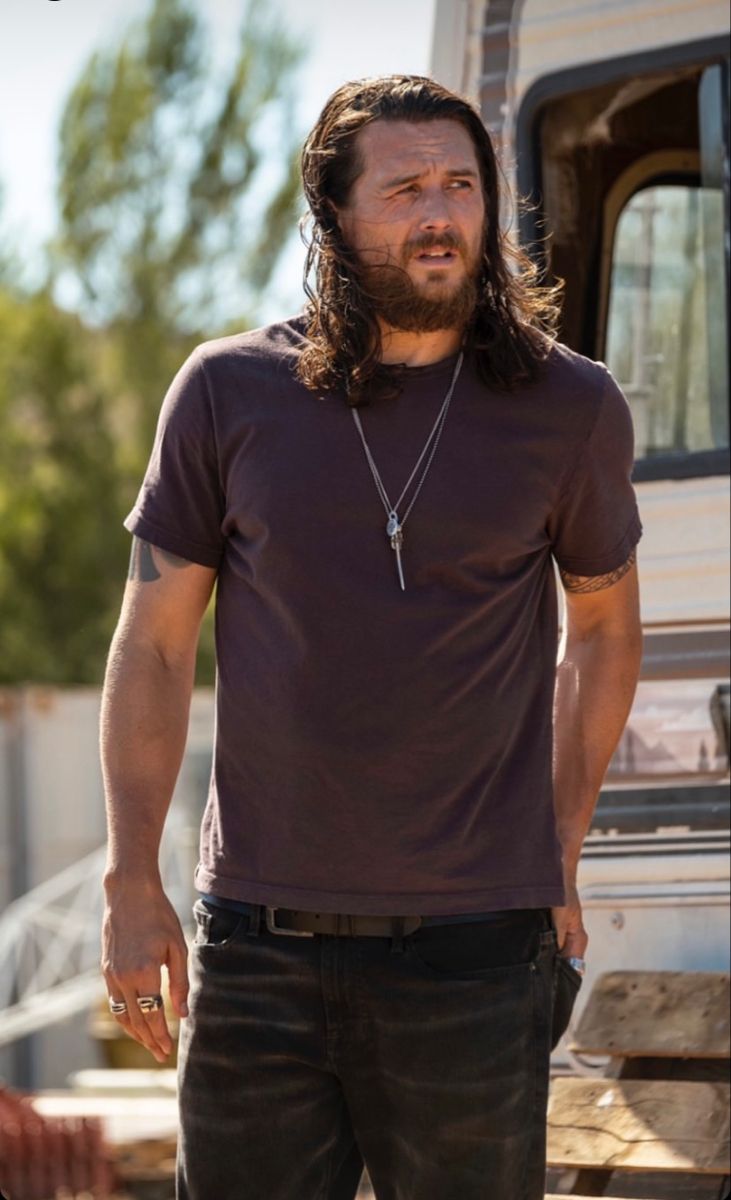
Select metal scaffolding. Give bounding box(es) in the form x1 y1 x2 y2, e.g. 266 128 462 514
0 818 195 1048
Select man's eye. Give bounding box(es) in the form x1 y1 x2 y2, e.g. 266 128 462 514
449 180 472 190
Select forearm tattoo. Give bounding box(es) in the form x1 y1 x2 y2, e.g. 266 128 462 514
559 548 636 594
127 538 193 582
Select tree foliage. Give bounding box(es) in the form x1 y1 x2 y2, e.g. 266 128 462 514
51 0 303 335
0 0 305 684
0 289 126 682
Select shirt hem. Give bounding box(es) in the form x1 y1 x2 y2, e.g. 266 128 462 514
553 507 642 576
193 866 566 915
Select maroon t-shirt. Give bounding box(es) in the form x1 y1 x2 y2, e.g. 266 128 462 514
126 316 642 915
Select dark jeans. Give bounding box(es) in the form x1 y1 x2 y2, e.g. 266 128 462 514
176 901 558 1200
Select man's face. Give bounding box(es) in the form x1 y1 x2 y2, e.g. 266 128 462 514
335 118 486 333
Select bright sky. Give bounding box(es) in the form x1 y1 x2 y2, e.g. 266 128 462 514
0 0 437 320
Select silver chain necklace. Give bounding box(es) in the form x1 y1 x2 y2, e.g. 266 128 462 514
351 351 464 591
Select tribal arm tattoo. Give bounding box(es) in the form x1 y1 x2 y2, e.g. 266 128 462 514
127 537 194 582
559 547 637 594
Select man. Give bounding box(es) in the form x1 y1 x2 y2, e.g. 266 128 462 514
101 76 643 1200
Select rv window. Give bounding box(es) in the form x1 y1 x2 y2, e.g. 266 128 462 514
604 181 728 458
603 64 729 460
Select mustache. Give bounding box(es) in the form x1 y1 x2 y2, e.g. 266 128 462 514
402 231 466 257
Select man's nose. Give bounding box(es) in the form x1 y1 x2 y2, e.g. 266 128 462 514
417 188 452 232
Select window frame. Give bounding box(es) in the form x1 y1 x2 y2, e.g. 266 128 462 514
515 35 730 483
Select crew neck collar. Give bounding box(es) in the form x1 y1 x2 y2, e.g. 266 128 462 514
383 348 463 380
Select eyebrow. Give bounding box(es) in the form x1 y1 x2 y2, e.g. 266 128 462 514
380 167 479 190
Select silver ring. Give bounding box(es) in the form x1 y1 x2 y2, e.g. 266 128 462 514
136 994 164 1014
109 998 128 1015
567 956 586 976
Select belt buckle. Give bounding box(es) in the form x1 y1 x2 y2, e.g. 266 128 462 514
265 906 315 938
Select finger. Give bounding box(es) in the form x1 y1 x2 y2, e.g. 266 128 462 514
166 939 190 1019
134 999 172 1062
560 929 589 960
103 968 135 1031
105 965 168 1061
121 996 163 1059
550 908 568 950
105 976 157 1054
138 1002 173 1059
122 971 169 1061
106 984 135 1035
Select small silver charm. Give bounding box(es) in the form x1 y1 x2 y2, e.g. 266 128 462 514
351 352 463 594
386 512 405 591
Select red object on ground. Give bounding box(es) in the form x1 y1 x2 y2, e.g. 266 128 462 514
0 1085 115 1199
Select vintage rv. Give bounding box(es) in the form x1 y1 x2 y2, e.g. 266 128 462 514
431 0 730 1058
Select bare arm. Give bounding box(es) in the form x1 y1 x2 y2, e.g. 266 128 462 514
100 537 216 1061
551 549 643 956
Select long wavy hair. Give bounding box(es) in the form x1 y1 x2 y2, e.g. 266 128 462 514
296 75 563 404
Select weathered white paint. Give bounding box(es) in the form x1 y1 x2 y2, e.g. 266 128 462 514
514 0 728 101
19 689 107 890
431 0 486 98
632 475 731 624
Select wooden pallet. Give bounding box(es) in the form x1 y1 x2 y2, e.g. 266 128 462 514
110 1134 177 1186
549 1077 729 1172
571 970 730 1060
546 970 731 1198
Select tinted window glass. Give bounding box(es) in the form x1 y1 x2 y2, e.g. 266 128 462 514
605 182 728 458
604 63 729 461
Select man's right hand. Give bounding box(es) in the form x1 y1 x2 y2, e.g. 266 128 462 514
101 879 190 1063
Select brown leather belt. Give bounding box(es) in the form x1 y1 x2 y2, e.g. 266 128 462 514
265 907 423 938
198 895 548 938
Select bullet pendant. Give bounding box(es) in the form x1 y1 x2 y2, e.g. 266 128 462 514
386 512 406 591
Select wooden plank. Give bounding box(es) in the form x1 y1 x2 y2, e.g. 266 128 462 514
547 1078 731 1175
111 1136 177 1182
571 971 730 1058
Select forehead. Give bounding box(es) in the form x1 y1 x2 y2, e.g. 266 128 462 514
354 118 480 182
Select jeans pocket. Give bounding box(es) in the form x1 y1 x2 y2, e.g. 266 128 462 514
551 954 583 1049
192 898 246 950
406 913 543 978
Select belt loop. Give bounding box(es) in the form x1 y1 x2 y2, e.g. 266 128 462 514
390 915 406 955
245 904 262 937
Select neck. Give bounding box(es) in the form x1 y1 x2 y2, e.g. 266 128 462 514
377 322 463 367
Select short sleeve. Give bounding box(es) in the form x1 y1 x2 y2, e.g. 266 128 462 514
124 348 224 568
548 367 643 575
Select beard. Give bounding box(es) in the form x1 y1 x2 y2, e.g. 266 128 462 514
355 232 481 333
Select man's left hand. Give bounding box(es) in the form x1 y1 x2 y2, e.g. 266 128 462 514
551 878 588 960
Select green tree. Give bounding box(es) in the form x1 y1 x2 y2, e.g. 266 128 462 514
0 0 305 684
0 182 26 291
0 288 128 682
52 0 302 336
0 288 215 684
50 0 303 448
